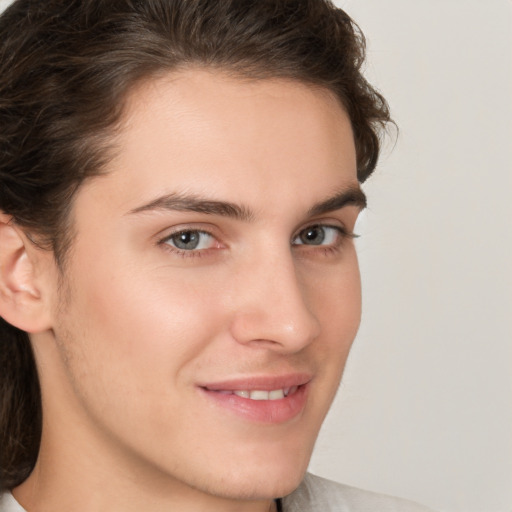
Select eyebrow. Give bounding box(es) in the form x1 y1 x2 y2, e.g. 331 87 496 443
307 186 367 216
128 193 253 221
128 186 366 220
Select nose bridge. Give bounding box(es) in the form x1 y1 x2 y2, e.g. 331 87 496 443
229 245 321 350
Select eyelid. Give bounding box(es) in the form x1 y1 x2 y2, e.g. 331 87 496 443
164 229 215 248
292 221 355 241
156 224 225 258
156 222 220 242
153 219 357 260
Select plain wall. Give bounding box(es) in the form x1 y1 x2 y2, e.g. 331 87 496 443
0 1 510 511
309 2 512 512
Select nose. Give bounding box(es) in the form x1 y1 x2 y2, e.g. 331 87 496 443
228 250 321 352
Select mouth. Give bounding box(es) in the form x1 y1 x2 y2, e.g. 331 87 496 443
211 386 300 401
198 375 311 423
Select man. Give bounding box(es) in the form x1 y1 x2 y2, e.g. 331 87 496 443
0 1 433 510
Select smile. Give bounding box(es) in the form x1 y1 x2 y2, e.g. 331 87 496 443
199 377 310 423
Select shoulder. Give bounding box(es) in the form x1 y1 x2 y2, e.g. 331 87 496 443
0 492 25 512
281 473 435 512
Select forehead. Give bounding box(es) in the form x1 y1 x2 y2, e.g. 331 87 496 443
79 69 357 216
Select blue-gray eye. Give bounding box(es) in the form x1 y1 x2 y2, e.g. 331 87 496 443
293 225 340 246
165 230 215 250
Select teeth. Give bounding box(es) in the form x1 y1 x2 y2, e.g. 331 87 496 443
288 386 298 396
250 390 269 400
231 388 296 400
269 389 285 400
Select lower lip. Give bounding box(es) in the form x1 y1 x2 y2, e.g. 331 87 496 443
199 385 309 424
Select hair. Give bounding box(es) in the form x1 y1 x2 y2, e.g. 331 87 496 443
0 0 392 491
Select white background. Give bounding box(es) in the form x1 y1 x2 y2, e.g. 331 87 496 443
1 1 510 511
309 2 512 512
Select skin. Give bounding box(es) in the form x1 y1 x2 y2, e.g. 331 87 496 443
10 69 364 512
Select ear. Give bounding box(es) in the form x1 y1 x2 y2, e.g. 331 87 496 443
0 213 53 333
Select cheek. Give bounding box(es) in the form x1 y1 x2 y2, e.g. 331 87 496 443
59 257 229 391
307 252 362 345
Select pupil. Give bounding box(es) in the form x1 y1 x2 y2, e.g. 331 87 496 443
302 226 325 245
174 231 199 250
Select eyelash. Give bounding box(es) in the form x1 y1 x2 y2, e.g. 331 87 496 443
294 225 357 259
157 224 357 259
158 228 220 259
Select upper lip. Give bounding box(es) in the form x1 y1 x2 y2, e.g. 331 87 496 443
199 373 313 391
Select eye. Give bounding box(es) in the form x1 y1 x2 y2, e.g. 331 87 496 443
292 225 343 246
162 230 216 251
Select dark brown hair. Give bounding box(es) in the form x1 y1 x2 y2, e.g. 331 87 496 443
0 0 391 490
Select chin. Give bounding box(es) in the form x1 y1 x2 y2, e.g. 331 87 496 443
204 450 310 500
206 472 306 502
198 421 321 500
253 470 306 499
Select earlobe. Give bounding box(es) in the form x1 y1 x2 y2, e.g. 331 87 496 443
0 213 52 333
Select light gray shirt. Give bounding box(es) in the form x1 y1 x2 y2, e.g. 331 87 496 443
0 473 435 511
282 473 435 511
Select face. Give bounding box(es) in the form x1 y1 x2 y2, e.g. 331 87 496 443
35 69 363 506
